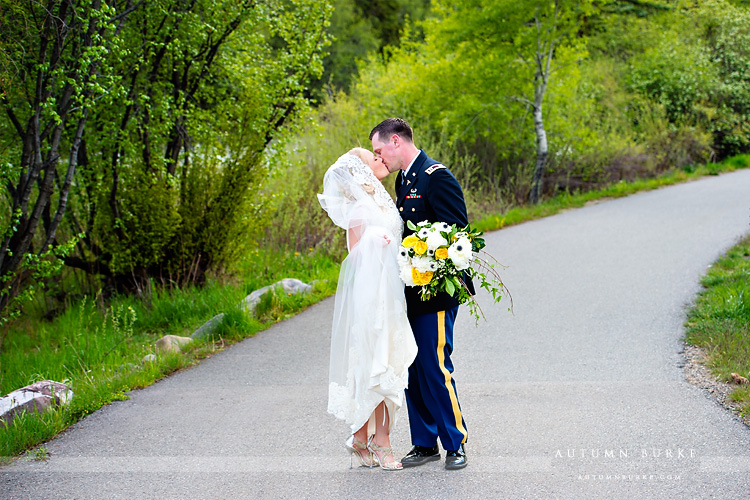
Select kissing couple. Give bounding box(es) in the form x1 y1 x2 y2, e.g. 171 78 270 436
318 118 474 471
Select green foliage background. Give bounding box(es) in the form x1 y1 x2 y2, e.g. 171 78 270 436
1 0 750 360
2 0 748 302
270 0 750 255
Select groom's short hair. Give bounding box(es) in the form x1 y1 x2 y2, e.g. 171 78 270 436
369 118 413 142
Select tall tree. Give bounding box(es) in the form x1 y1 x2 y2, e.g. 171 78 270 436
435 0 591 203
69 0 331 289
0 0 128 321
0 0 331 311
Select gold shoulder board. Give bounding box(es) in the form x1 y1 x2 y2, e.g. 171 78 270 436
425 164 447 175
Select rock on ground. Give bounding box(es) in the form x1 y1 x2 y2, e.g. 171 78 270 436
0 381 73 427
240 278 313 314
155 335 193 354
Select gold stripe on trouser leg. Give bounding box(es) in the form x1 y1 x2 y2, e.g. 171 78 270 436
436 310 468 444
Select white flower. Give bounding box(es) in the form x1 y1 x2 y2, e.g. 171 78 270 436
425 230 448 250
417 227 431 239
436 222 451 233
448 237 472 270
417 220 430 227
412 255 434 273
397 246 410 266
400 264 416 286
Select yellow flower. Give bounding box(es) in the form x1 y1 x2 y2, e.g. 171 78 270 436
412 268 434 286
414 240 428 255
402 235 419 248
435 248 449 260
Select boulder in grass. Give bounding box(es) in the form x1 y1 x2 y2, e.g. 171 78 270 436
0 381 73 427
190 313 225 340
241 286 273 313
241 278 313 314
190 278 314 340
280 278 312 295
155 334 194 354
731 373 749 385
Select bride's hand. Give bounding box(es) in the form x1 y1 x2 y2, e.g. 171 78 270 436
382 234 391 246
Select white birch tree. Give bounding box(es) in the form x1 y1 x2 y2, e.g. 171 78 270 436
434 0 591 203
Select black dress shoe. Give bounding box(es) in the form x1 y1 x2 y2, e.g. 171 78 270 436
401 445 441 468
445 444 467 470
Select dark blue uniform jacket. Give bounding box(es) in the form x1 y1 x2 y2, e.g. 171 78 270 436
395 150 476 316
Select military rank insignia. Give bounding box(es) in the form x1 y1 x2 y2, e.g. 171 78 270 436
425 164 447 175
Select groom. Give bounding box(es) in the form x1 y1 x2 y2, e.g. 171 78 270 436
370 118 474 470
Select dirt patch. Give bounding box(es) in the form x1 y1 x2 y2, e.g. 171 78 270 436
584 197 615 207
556 197 618 215
682 343 750 427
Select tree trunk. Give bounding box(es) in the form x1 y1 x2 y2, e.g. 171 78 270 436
529 104 548 204
529 52 549 205
528 2 559 205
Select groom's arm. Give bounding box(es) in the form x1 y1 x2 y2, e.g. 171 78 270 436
427 168 469 228
427 167 476 296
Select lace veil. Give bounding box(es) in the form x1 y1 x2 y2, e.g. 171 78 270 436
317 152 402 250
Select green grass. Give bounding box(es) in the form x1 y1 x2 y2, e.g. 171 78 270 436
685 233 750 417
1 154 748 462
474 155 750 233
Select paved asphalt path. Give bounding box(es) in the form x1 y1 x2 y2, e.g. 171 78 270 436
3 170 750 499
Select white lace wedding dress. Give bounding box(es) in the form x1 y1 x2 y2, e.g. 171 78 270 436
318 152 418 433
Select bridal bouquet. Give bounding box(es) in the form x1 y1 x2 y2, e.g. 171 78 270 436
398 220 510 321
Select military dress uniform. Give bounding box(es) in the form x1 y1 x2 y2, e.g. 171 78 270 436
396 150 475 453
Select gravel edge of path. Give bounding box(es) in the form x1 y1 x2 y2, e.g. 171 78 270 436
682 342 750 427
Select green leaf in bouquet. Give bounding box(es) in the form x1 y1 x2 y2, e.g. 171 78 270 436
445 279 455 296
407 220 417 231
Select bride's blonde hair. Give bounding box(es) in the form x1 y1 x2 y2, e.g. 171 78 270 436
349 147 376 195
349 147 372 163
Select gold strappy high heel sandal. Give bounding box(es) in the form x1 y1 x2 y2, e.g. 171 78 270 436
345 435 373 468
367 437 403 471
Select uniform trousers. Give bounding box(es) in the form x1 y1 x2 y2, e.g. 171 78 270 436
405 306 468 451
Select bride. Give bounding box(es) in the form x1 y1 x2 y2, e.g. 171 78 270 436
318 147 418 471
